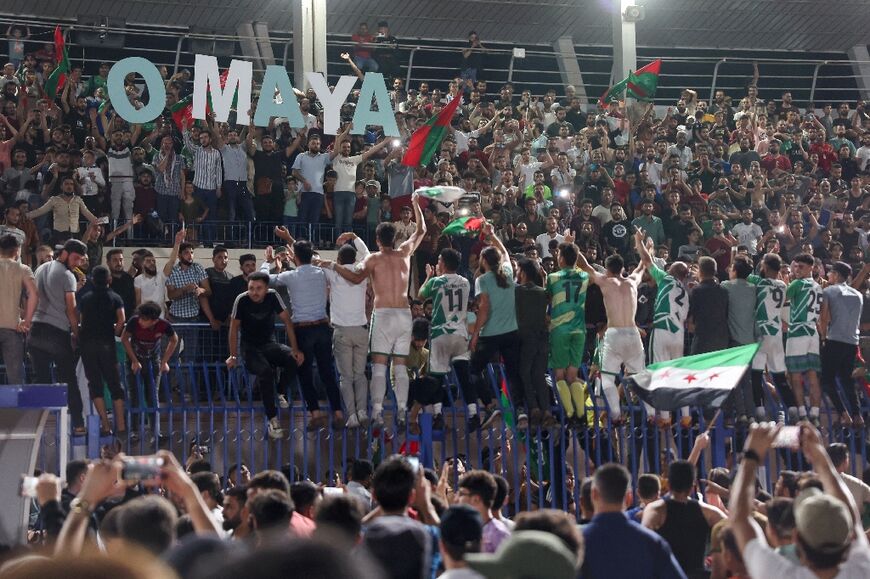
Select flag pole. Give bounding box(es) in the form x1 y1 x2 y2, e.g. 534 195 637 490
704 409 723 434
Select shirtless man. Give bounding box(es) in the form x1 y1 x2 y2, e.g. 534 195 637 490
317 192 426 426
575 229 647 422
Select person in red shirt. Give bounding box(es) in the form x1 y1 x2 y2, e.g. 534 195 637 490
704 218 737 279
351 23 378 72
760 140 793 175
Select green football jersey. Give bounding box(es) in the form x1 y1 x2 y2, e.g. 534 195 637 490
649 264 688 333
546 267 589 334
786 277 823 338
747 274 787 337
419 273 470 340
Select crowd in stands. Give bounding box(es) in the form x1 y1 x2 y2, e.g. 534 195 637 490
2 18 870 579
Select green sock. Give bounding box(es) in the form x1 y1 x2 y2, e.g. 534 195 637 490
556 380 574 418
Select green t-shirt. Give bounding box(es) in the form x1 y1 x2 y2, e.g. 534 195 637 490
546 267 589 334
474 262 517 337
786 277 823 338
747 273 787 337
420 273 470 340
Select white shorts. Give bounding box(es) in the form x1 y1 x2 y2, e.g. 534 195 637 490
369 308 413 358
601 327 646 376
651 329 684 364
785 334 821 373
752 334 786 373
429 333 470 375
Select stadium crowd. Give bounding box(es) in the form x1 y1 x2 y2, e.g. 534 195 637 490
1 19 870 579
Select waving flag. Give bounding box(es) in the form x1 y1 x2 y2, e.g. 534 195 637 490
442 215 486 237
414 185 467 205
402 95 462 167
627 59 662 101
170 95 194 130
628 344 759 411
599 59 662 105
44 26 70 100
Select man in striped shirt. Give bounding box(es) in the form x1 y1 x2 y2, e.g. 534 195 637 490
182 117 222 242
154 135 185 225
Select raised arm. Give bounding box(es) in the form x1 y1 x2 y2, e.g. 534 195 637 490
330 122 353 160
360 135 392 162
339 52 365 81
163 229 185 277
398 192 427 256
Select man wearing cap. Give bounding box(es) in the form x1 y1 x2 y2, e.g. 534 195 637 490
819 261 864 428
730 422 870 578
28 239 89 434
440 505 485 579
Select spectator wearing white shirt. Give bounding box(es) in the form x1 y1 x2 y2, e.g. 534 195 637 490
514 147 554 192
331 125 390 236
592 188 615 226
75 150 104 215
323 233 371 428
535 217 565 259
134 231 183 317
731 208 764 255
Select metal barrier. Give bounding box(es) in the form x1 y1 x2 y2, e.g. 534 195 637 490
22 341 869 519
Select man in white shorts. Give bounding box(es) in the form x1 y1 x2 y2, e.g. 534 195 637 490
784 253 824 426
320 192 425 426
746 253 796 422
418 247 473 427
576 229 647 423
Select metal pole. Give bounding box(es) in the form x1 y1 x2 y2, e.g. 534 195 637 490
283 38 292 69
709 58 725 106
405 47 417 92
809 62 824 105
173 35 186 76
507 54 516 84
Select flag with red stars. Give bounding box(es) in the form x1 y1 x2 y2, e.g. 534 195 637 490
628 344 759 411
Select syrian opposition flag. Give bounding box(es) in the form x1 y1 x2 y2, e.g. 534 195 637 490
44 26 70 100
599 59 662 106
402 95 462 167
414 185 467 205
627 59 662 102
628 344 759 411
442 215 486 237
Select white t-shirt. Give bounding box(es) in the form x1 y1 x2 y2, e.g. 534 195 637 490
332 154 364 192
134 272 168 317
745 536 870 579
856 145 870 172
535 232 565 259
731 222 764 254
516 160 543 191
322 238 370 327
843 473 870 509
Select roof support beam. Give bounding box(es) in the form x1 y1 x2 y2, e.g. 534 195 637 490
846 45 870 101
611 0 637 85
551 36 587 103
291 0 327 90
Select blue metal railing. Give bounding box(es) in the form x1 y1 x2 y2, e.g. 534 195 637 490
9 337 869 518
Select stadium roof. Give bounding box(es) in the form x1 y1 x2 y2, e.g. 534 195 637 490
4 0 870 52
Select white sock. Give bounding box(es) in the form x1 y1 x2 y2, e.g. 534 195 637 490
798 406 807 417
602 374 622 418
810 406 820 418
393 365 409 410
467 403 477 416
433 403 443 415
371 364 388 406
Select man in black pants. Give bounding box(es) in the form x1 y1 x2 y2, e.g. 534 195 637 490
819 261 865 428
29 239 88 434
78 265 126 436
227 272 304 439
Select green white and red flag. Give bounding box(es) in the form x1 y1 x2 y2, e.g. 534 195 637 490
413 185 467 205
627 59 662 101
628 344 759 410
402 95 462 167
442 215 486 237
170 95 194 130
44 26 70 100
599 59 662 105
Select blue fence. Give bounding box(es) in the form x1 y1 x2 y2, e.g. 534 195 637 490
20 323 870 519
